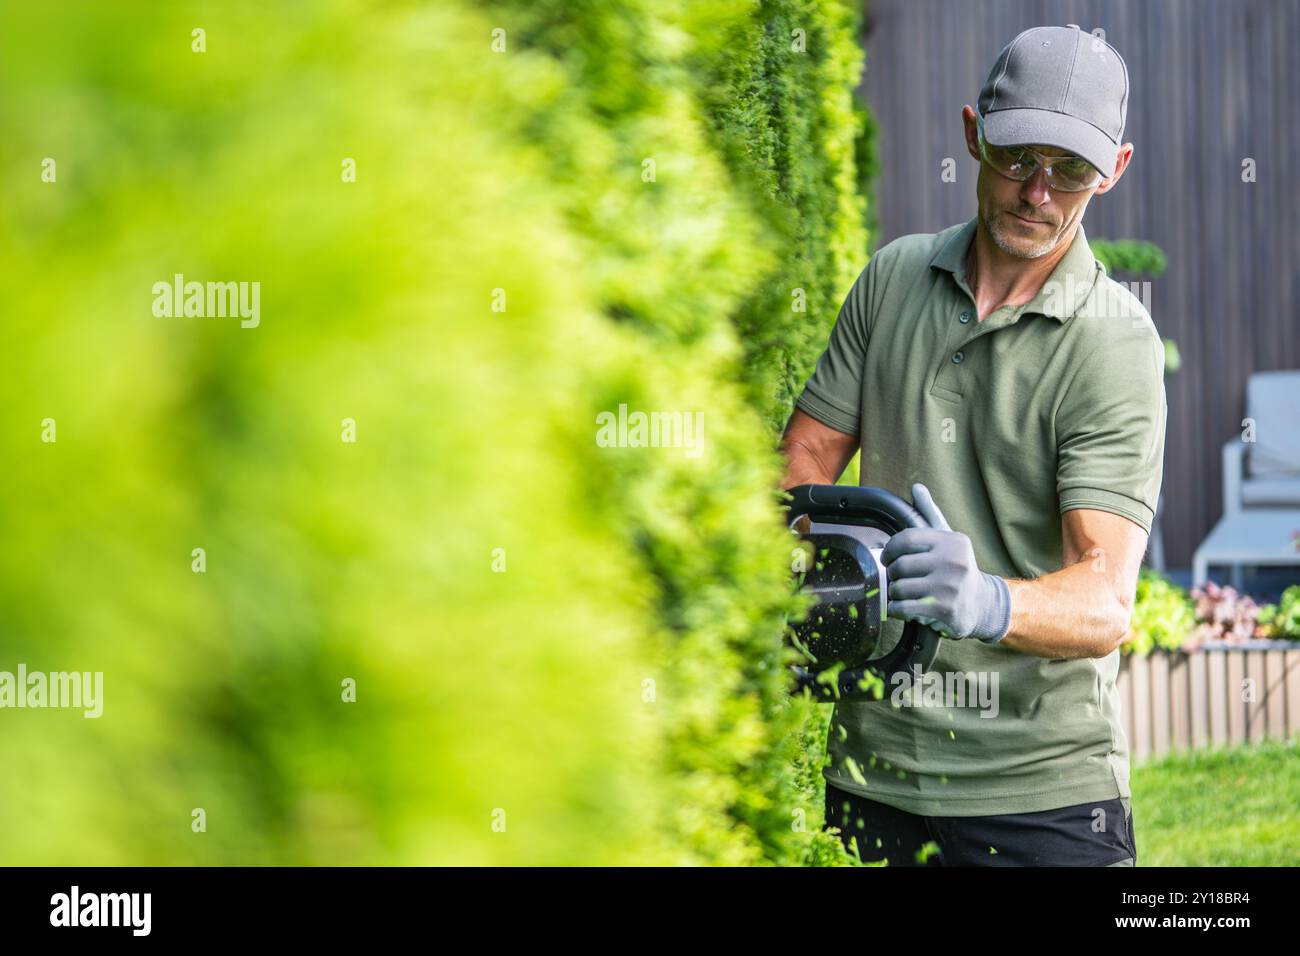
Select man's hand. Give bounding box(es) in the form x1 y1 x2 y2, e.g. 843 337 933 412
881 483 1012 643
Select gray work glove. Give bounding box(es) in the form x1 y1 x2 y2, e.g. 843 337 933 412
880 483 1011 644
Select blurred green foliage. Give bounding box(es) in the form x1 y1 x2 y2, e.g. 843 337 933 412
1090 238 1168 278
1124 569 1197 657
0 0 872 864
1161 337 1182 375
1257 586 1300 640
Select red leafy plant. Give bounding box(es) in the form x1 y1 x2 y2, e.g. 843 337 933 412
1184 581 1267 650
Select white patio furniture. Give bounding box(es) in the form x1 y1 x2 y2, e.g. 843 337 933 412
1191 510 1300 587
1191 370 1300 585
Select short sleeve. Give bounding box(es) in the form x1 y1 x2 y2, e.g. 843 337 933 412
1055 328 1167 534
793 259 874 436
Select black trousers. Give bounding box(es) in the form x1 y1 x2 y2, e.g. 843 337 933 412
824 783 1136 866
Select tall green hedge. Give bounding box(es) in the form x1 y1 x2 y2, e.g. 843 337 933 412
0 0 871 864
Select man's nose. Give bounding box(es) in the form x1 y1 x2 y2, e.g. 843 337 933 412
1019 166 1052 206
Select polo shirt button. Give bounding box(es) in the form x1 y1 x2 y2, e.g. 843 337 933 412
952 351 964 364
958 311 971 323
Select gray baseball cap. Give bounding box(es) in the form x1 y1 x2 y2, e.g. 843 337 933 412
977 24 1129 176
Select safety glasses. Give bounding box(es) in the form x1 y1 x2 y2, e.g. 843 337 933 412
976 113 1106 193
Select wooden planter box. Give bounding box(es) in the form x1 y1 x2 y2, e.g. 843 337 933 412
1117 641 1300 764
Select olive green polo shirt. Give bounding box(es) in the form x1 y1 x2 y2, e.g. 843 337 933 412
795 216 1167 817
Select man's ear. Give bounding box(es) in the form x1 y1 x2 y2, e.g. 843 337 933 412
1094 142 1134 196
961 106 981 161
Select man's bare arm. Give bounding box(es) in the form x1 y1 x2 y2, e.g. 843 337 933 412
778 408 859 490
999 508 1148 659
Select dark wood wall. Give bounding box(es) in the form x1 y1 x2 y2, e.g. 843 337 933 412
858 0 1300 569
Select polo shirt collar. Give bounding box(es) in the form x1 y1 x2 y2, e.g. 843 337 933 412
929 216 1101 322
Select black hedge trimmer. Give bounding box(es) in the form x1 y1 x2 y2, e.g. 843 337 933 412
783 484 942 701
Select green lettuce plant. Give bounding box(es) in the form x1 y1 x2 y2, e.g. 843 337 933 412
1125 569 1197 656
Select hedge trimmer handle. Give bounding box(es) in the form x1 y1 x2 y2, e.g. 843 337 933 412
784 484 942 702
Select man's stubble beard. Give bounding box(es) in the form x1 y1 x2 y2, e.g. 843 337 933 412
980 196 1073 259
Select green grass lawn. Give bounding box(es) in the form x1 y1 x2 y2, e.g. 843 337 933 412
1132 739 1300 865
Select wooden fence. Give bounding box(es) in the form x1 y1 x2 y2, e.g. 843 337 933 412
1117 643 1300 764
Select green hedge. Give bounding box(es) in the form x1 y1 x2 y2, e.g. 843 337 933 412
0 0 871 864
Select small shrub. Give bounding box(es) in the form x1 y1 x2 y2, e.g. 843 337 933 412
1185 581 1264 650
1124 569 1196 656
1257 585 1300 640
1090 238 1168 277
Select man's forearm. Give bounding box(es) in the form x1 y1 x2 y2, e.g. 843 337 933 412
999 562 1133 659
779 438 836 489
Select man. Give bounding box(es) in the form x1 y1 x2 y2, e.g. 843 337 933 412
780 25 1165 866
